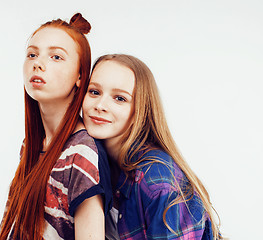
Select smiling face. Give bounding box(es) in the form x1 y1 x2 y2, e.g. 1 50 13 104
23 27 80 105
83 60 135 147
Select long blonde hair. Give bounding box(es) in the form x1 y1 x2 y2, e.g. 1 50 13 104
92 54 222 239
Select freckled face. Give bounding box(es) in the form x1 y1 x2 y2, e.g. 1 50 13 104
23 27 80 104
82 61 135 145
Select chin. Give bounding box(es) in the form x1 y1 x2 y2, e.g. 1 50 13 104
87 129 104 139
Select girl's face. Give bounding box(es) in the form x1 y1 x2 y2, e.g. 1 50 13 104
83 61 135 146
23 27 80 104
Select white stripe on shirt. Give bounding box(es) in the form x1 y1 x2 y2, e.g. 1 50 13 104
58 144 98 168
48 176 68 195
45 206 74 223
43 220 64 240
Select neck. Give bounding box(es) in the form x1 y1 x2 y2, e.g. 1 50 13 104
39 100 84 150
104 138 122 162
39 101 67 135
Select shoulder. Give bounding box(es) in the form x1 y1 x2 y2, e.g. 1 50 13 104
135 148 185 182
57 129 99 170
65 129 98 154
62 129 98 162
132 148 189 197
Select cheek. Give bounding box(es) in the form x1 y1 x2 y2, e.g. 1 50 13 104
82 96 92 113
68 57 80 78
82 100 90 126
68 66 80 80
119 107 134 126
23 62 30 79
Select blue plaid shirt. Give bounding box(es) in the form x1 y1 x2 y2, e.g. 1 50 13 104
114 148 214 240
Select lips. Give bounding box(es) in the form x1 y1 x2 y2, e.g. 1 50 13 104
30 75 46 84
90 116 111 125
30 75 46 88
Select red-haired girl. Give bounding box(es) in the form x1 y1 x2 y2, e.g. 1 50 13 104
83 54 222 240
0 14 112 240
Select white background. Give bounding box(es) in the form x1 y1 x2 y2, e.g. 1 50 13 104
0 1 262 239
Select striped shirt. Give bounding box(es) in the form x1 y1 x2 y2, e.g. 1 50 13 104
111 148 214 240
7 129 112 240
43 130 112 239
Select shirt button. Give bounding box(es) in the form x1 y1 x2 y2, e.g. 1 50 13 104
119 214 122 219
115 190 120 198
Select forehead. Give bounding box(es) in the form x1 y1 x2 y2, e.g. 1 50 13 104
28 27 78 52
91 61 135 92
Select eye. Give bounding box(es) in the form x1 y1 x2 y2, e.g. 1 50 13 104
115 96 127 102
51 55 63 61
27 53 37 58
88 89 100 96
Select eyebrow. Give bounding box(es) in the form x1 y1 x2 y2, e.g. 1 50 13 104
89 82 133 97
112 88 133 97
27 45 68 55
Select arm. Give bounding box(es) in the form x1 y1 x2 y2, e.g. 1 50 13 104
74 194 105 240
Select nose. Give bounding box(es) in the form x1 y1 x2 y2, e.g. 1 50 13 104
94 96 108 112
33 60 45 71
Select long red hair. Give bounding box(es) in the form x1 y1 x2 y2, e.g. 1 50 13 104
0 13 91 240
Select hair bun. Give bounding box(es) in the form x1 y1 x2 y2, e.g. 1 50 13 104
69 13 91 34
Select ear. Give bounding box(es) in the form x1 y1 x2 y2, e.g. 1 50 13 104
76 74 81 87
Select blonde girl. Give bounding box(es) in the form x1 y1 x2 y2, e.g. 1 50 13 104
83 54 222 240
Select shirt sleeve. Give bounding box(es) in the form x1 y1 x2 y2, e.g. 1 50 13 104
67 143 101 216
68 139 112 217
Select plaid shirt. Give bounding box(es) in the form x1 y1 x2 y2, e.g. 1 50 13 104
114 148 214 240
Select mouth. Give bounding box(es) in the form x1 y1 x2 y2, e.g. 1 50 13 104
89 116 111 125
30 75 46 84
